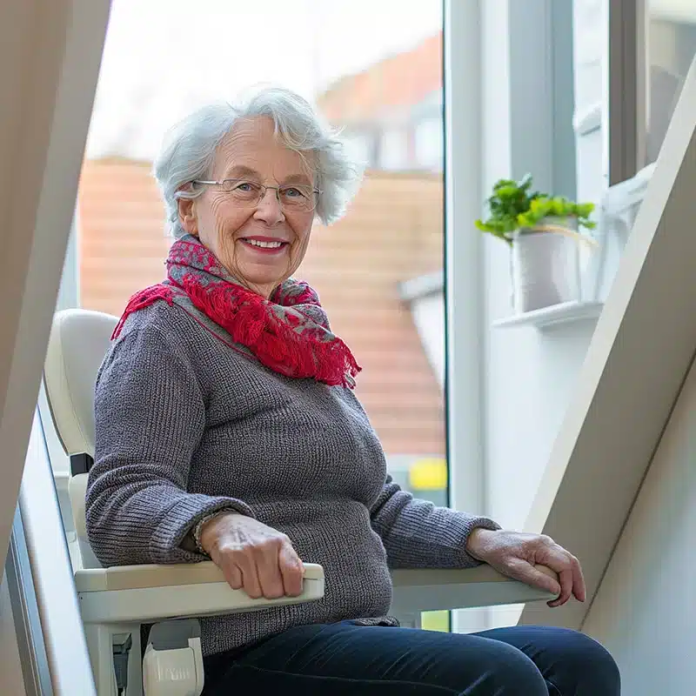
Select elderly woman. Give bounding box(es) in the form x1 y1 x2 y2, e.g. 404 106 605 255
87 87 620 695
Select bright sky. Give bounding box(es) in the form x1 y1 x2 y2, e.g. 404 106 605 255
86 0 442 160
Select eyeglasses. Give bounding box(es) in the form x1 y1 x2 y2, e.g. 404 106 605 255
192 178 320 212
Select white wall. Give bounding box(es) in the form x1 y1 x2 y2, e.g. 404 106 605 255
582 355 696 695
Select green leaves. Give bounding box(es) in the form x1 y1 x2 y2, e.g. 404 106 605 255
475 175 596 243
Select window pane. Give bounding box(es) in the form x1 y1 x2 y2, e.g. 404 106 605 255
646 2 696 163
77 0 446 628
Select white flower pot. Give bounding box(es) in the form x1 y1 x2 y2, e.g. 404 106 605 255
510 218 582 314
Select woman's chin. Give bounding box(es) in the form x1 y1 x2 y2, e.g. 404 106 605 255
222 245 294 294
236 267 288 296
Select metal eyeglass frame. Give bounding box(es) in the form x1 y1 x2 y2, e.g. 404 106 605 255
192 178 321 211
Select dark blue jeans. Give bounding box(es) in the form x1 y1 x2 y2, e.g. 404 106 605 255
203 621 620 695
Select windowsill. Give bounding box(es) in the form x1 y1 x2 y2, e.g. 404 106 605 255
493 301 604 330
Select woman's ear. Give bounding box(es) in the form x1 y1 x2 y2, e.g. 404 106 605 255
177 196 198 236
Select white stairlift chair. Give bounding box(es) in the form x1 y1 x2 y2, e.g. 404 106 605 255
44 308 557 696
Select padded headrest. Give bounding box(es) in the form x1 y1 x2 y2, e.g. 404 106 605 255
44 309 118 458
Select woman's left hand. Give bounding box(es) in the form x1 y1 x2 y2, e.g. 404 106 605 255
465 528 586 608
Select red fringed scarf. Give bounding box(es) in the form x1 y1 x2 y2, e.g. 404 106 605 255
112 237 361 388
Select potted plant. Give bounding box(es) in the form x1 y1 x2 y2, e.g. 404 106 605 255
476 174 597 314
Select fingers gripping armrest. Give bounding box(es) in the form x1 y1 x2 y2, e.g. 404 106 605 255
75 562 325 624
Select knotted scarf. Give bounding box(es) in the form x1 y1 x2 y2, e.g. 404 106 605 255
112 235 361 388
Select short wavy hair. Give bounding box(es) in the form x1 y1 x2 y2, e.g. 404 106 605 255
153 86 363 238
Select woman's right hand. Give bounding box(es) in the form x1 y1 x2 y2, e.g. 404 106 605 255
199 513 305 599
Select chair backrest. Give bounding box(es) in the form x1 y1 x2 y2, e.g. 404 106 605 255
44 309 118 569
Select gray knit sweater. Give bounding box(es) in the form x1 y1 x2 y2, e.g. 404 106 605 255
86 298 501 657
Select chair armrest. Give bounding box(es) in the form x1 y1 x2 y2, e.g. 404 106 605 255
390 564 557 614
75 562 324 624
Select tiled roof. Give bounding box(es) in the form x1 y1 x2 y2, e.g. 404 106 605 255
77 160 444 456
317 32 442 123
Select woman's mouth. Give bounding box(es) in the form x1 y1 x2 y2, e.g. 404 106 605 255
240 237 289 254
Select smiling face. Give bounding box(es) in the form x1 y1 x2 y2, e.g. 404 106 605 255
177 116 316 298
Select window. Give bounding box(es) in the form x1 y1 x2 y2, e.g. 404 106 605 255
646 1 696 164
601 1 696 183
74 0 448 631
585 2 696 302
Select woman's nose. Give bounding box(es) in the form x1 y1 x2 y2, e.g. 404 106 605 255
253 187 284 223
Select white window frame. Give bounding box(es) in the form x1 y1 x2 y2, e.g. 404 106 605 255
444 0 485 537
444 0 489 634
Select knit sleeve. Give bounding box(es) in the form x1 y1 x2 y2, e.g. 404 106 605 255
86 321 254 567
370 476 501 569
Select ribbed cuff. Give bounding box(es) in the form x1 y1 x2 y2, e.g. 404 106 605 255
151 494 255 564
457 517 503 567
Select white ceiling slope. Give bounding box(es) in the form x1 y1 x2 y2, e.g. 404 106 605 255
519 56 696 631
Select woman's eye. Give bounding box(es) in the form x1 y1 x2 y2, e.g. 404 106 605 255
235 181 254 192
283 187 303 198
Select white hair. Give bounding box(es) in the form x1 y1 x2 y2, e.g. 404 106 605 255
153 86 363 238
